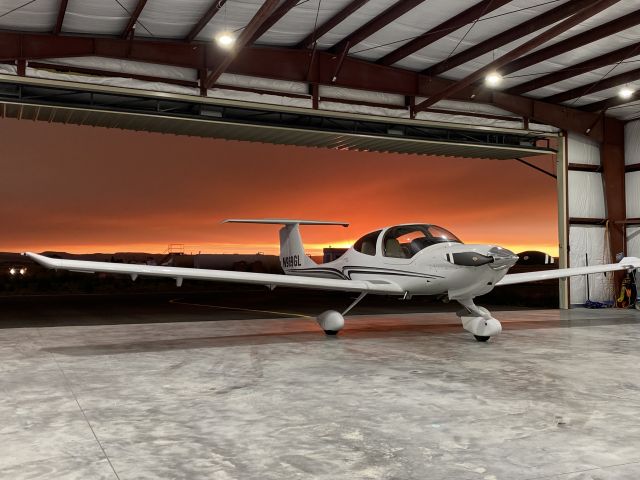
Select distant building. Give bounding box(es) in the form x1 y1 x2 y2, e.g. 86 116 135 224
323 248 348 263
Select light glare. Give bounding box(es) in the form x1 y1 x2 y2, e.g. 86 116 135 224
485 72 503 87
216 32 235 48
619 87 634 99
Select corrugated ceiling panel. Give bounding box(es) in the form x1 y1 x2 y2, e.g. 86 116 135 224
0 0 58 31
63 0 139 35
136 0 209 39
255 0 349 46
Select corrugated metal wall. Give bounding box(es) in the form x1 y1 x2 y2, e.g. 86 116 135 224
625 121 640 258
567 133 613 304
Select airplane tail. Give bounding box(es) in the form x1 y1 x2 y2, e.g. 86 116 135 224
222 219 349 272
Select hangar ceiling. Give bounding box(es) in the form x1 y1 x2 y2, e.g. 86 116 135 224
0 0 637 146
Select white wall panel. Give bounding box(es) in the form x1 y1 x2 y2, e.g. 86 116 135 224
218 74 308 95
567 132 600 165
569 225 614 304
628 226 640 257
26 67 199 96
627 172 640 218
625 119 640 166
319 86 405 106
568 171 606 218
43 57 197 81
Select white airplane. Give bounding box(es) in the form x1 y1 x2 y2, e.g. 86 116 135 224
25 219 640 342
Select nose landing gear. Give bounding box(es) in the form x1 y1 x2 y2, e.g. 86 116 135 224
455 298 503 342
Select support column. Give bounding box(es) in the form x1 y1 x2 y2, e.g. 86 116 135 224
601 117 626 290
556 134 569 309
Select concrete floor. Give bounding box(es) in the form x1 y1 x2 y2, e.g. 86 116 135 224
2 306 640 479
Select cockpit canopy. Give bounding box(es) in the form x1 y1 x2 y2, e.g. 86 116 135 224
353 224 461 258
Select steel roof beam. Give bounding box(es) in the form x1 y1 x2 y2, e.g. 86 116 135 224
328 0 426 54
121 0 148 39
423 0 597 76
185 0 227 43
544 67 640 103
0 30 610 141
203 0 280 89
581 94 637 111
53 0 68 35
414 0 622 112
248 0 300 44
507 39 640 95
378 0 513 67
501 9 640 77
296 0 370 50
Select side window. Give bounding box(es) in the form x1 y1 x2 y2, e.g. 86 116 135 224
353 230 381 256
383 227 425 258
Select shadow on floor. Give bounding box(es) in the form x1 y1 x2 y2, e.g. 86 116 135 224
41 316 640 356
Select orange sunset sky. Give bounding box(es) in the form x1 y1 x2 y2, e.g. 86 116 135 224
0 117 558 256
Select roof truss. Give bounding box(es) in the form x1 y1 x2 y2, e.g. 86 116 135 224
422 0 596 76
53 0 68 35
0 31 610 141
378 0 513 67
507 39 640 95
328 0 426 54
248 0 300 44
185 0 227 43
121 0 148 39
545 67 640 103
415 0 622 112
500 8 640 77
203 0 280 89
582 94 636 111
296 0 371 50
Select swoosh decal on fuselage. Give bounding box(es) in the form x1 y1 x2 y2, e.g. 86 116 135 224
285 265 444 280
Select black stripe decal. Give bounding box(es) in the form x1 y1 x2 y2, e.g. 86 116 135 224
289 265 444 280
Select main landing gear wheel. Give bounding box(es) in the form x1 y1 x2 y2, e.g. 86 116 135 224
474 335 490 342
317 310 345 336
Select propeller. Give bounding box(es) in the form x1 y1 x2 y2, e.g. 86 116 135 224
450 252 494 267
448 247 519 269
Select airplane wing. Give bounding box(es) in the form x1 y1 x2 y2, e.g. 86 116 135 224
24 252 404 295
496 257 640 286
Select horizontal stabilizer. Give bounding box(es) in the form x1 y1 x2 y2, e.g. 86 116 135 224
223 218 349 227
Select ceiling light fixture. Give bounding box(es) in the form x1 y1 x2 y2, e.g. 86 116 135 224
216 32 235 48
619 86 634 99
485 72 503 87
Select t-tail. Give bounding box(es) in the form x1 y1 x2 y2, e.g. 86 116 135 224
222 219 349 273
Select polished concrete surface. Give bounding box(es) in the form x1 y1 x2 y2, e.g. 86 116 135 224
2 304 640 479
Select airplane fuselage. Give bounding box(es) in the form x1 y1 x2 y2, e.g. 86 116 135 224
282 225 519 302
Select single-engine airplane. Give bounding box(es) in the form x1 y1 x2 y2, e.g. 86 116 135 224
25 219 640 342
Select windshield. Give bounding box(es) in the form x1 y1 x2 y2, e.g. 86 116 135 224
383 224 461 259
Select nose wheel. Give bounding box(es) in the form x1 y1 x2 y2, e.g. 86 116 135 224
454 297 503 342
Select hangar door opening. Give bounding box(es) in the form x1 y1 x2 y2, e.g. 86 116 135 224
0 96 563 309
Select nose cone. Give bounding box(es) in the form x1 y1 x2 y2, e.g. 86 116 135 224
489 246 519 270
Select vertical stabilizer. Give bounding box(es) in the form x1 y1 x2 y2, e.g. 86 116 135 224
279 224 316 271
222 219 349 273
